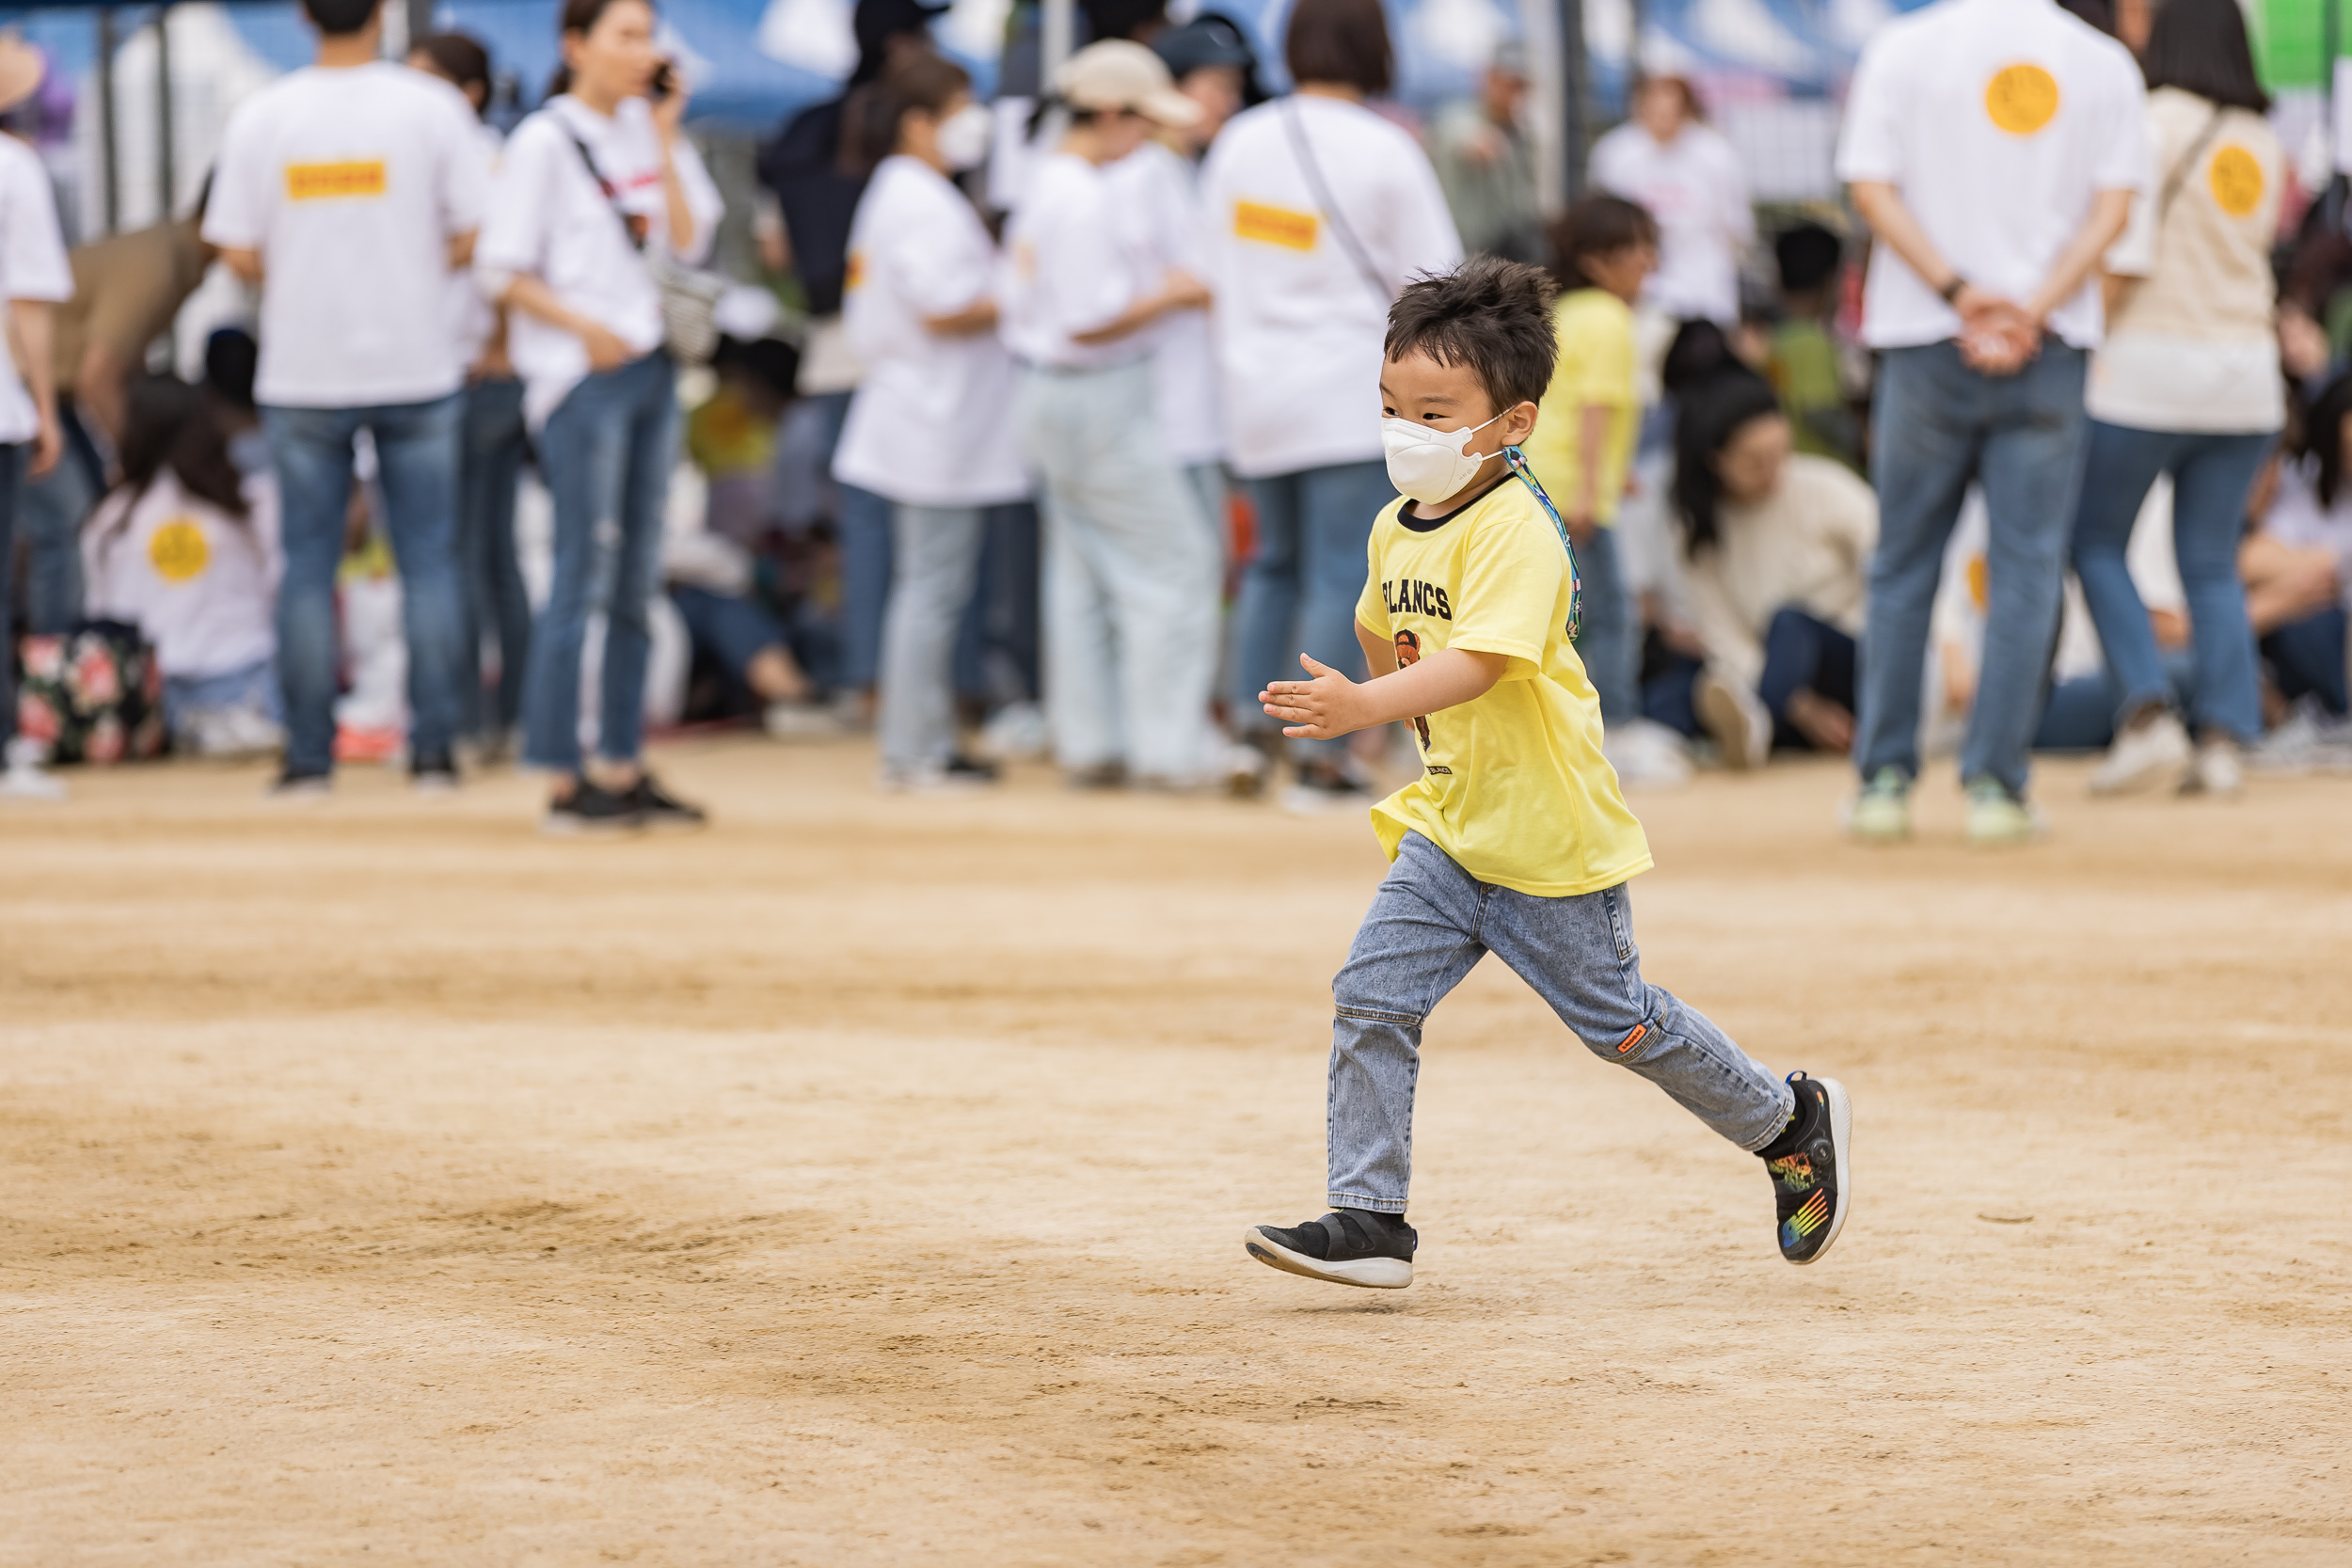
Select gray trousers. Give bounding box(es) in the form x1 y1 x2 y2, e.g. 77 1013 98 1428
878 503 987 775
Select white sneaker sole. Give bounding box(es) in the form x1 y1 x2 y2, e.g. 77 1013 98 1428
1790 1077 1853 1266
1243 1226 1413 1289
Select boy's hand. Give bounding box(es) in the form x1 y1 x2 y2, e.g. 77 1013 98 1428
1262 654 1368 740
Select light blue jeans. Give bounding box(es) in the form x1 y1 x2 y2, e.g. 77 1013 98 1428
2068 420 2271 745
1856 340 2090 799
262 392 467 776
1327 832 1794 1213
1016 359 1218 782
523 350 676 775
14 404 102 633
1230 458 1396 761
878 501 986 775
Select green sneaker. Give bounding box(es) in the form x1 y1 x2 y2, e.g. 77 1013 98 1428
1963 778 2042 847
1844 767 1911 843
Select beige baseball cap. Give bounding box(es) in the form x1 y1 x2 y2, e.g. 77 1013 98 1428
0 36 46 117
1055 39 1201 128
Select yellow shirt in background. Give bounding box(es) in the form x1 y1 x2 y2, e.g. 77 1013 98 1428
1522 288 1641 526
1353 476 1653 897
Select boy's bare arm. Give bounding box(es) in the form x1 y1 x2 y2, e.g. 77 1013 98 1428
1358 619 1400 678
1262 635 1507 741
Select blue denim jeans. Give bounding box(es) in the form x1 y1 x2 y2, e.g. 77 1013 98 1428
2069 420 2271 745
456 374 533 737
1857 340 2090 799
2262 607 2348 715
262 392 467 776
1758 607 1858 747
1231 458 1396 760
1570 524 1635 721
1327 832 1794 1212
524 350 676 775
15 404 103 634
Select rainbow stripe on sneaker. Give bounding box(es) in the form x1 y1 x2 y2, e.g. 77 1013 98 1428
1781 1189 1831 1249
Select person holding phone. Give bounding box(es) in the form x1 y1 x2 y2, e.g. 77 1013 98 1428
474 0 723 832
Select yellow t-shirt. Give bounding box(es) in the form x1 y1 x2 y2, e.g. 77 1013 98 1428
1353 476 1653 897
1521 289 1640 526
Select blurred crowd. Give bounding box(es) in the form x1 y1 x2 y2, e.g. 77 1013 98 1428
4 0 2351 837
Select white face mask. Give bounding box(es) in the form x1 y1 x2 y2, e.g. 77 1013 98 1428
935 103 992 171
1380 409 1509 507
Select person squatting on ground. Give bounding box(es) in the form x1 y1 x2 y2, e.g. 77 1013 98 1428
1664 367 1877 769
80 376 285 755
0 34 72 800
476 0 723 833
1002 40 1219 789
204 0 485 797
1524 195 1655 732
1200 0 1462 806
1837 0 2149 847
1238 260 1851 1291
835 53 1027 791
2068 0 2282 802
410 29 535 765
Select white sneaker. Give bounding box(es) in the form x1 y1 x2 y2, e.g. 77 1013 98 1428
977 699 1050 762
2089 710 2191 796
1693 673 1771 771
1603 718 1692 789
2182 737 2244 799
1221 740 1272 800
762 701 845 740
0 737 65 800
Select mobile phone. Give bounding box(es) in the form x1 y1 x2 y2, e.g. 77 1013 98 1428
650 60 675 100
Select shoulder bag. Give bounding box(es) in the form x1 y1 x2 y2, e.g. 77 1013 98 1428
567 131 727 366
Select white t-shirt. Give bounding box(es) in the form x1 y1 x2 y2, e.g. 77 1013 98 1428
204 62 488 407
998 151 1156 372
0 134 72 445
474 95 724 428
1200 96 1462 479
1587 121 1753 326
833 156 1026 509
1109 140 1222 468
2088 89 2283 433
448 118 504 372
82 470 283 681
1835 0 2149 351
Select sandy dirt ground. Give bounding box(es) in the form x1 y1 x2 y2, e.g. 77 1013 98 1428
4 736 2349 1565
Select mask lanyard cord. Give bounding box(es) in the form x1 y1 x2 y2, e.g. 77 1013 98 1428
1502 444 1584 639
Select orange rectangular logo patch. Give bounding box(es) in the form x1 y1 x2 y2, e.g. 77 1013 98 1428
1233 199 1317 251
843 251 866 293
285 160 388 200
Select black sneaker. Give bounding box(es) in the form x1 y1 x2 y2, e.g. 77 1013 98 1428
543 780 644 835
1762 1072 1851 1265
265 768 332 801
945 752 1000 784
411 753 459 796
1243 1208 1416 1289
623 774 707 828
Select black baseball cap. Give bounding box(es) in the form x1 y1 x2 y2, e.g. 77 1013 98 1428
852 0 948 83
1152 12 1255 81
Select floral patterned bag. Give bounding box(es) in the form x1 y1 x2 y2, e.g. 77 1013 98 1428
13 621 167 765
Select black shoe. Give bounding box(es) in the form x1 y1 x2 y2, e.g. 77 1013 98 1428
1762 1072 1851 1265
945 752 999 784
623 774 707 828
543 780 644 835
411 753 459 795
1244 1208 1416 1289
265 768 332 801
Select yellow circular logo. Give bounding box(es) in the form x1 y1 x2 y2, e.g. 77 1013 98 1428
1985 64 2060 135
149 518 210 582
2209 145 2265 217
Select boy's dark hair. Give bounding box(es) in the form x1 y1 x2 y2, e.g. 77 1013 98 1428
1773 222 1842 295
2141 0 2270 114
1285 0 1391 98
1383 257 1558 413
301 0 380 37
1546 195 1658 292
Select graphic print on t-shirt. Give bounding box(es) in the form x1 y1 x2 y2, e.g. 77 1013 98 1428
2208 145 2264 216
1232 199 1318 251
284 160 388 200
148 518 209 582
1985 65 2059 135
1392 628 1432 753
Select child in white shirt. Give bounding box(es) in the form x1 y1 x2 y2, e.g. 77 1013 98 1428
82 376 285 755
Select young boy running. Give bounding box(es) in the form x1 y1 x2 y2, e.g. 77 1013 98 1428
1243 258 1851 1289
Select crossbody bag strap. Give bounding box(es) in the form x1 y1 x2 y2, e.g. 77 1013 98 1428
1280 98 1392 308
566 131 649 253
2155 105 2228 229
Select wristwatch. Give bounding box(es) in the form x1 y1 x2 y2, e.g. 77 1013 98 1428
1938 276 1967 303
